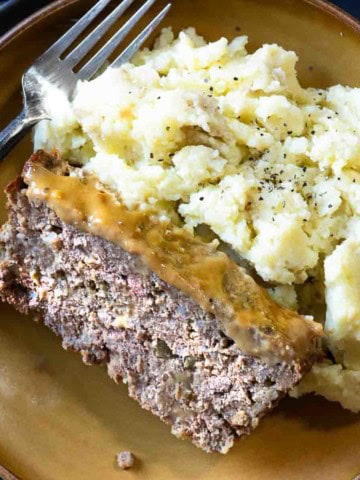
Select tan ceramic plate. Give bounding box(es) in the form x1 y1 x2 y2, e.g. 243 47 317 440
0 1 360 479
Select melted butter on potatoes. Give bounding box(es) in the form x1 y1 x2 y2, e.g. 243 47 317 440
34 27 360 412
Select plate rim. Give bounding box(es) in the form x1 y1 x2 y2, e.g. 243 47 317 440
0 0 359 53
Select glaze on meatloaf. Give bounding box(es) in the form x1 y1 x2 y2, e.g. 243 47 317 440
0 152 320 453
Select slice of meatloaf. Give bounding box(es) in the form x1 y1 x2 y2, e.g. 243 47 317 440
0 153 318 453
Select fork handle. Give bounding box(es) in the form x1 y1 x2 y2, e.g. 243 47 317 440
0 110 38 162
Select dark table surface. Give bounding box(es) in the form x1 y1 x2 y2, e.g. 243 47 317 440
0 0 359 37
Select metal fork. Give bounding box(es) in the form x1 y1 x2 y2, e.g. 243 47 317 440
0 0 171 162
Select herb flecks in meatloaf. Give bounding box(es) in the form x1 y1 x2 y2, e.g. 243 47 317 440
0 151 321 453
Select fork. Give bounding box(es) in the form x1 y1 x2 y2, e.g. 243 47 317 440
0 0 171 162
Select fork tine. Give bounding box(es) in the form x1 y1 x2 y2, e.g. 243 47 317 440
41 0 113 57
112 3 171 68
77 0 158 80
65 0 136 69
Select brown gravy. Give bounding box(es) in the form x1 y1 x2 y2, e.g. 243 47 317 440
24 154 322 363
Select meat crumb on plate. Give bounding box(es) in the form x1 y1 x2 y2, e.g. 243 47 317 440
116 451 135 470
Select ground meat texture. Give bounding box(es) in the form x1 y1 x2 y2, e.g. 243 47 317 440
0 157 316 453
116 451 135 470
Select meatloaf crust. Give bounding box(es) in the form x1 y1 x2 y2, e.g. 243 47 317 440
0 153 317 453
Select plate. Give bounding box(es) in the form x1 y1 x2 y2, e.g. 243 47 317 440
0 1 360 479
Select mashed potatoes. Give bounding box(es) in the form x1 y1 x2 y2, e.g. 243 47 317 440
34 28 360 411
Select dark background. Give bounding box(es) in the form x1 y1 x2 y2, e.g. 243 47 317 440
0 0 359 36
